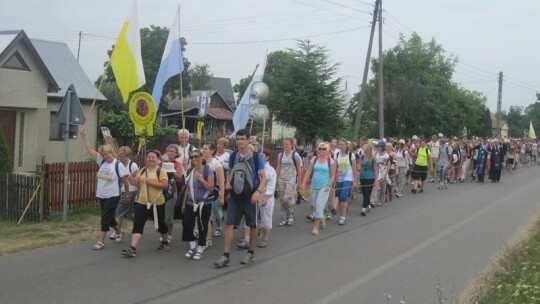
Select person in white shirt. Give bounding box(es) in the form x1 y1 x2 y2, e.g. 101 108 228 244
176 129 195 174
258 149 277 248
427 134 441 182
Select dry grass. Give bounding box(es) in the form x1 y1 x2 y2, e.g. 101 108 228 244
0 205 127 256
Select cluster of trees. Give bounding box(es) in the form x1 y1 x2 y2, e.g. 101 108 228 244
348 33 493 139
501 103 540 138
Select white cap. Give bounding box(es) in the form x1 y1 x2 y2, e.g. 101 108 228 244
412 135 418 140
438 133 443 138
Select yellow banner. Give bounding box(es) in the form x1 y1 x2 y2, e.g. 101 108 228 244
128 92 156 136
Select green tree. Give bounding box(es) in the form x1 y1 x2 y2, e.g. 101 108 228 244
0 129 12 172
190 64 213 90
351 33 489 139
506 105 525 137
233 75 252 103
264 41 344 142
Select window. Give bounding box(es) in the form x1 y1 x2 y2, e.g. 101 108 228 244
49 112 62 141
2 51 30 71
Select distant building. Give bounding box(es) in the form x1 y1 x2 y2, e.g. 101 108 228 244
209 77 236 110
490 111 508 138
0 30 106 172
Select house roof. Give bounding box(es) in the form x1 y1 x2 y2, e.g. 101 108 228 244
209 77 236 110
490 112 508 129
207 107 233 120
164 90 234 121
30 39 106 101
0 30 59 93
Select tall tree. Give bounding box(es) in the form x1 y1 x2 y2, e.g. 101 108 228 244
263 41 345 142
190 64 213 90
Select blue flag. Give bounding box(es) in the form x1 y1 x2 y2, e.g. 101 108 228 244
232 53 267 134
152 7 183 109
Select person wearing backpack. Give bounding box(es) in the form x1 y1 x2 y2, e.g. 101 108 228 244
109 146 139 243
181 149 215 260
276 138 303 227
334 138 358 225
201 142 225 249
162 144 183 244
80 128 128 250
300 142 335 235
214 129 267 268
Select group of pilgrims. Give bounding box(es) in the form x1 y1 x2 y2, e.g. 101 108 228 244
80 126 538 268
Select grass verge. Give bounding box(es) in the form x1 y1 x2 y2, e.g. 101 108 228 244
0 206 103 256
470 216 540 304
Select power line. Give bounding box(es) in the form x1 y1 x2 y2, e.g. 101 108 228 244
504 75 538 91
290 0 367 21
190 26 370 45
318 0 372 13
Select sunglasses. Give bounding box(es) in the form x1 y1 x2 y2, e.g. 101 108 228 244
190 155 200 159
318 147 327 151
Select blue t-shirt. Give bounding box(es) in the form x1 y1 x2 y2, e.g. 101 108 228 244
311 157 335 190
229 151 265 189
360 157 375 179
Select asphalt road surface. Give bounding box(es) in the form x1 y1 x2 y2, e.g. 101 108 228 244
1 166 539 304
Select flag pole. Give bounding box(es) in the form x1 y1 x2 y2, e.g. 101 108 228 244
84 60 111 128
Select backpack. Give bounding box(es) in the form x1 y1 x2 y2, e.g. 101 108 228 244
229 151 260 201
140 166 173 201
335 151 353 173
279 150 299 178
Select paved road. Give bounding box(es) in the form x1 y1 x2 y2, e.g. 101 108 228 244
1 167 539 304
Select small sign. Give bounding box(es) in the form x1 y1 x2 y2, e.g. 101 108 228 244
128 92 156 136
56 84 86 125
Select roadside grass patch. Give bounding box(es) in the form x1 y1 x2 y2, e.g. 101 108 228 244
473 219 540 304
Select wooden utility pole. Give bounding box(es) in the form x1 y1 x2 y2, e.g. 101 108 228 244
378 0 384 139
496 71 503 136
352 0 381 140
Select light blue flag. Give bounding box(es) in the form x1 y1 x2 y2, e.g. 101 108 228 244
152 6 184 109
232 53 268 135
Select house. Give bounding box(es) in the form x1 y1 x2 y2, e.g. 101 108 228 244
490 111 509 138
0 30 106 172
161 90 234 135
209 77 236 110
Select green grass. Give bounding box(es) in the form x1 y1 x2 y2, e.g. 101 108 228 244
474 221 540 304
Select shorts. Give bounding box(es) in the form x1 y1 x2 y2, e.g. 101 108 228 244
335 181 352 203
116 190 137 217
164 193 178 226
226 197 257 228
259 199 274 229
411 165 428 181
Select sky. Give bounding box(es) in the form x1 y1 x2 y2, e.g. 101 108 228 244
2 0 539 113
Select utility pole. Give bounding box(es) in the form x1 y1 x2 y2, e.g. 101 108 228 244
77 31 82 62
378 0 384 139
496 71 503 136
352 0 381 140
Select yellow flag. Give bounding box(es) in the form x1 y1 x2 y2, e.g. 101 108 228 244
111 0 146 103
530 121 536 139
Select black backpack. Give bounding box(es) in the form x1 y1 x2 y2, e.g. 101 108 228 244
229 151 260 201
140 167 173 201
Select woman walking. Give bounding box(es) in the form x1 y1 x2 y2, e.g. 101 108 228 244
359 143 378 216
394 140 409 198
301 142 335 235
80 127 126 250
122 150 170 257
201 142 225 249
181 149 215 260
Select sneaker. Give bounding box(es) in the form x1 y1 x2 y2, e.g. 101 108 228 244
115 231 125 243
155 242 170 253
236 239 249 249
109 232 117 240
331 208 337 215
429 178 435 183
338 217 346 225
240 253 255 265
258 239 268 248
278 219 288 226
306 214 315 222
367 205 372 212
326 214 332 220
360 208 366 216
287 218 294 226
121 246 137 257
214 255 231 268
206 238 213 249
419 188 424 193
213 228 222 237
411 189 417 194
395 192 403 198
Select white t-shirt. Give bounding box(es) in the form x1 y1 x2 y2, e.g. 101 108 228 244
215 151 230 172
119 160 139 193
206 158 223 186
262 162 277 205
175 143 194 173
395 149 408 167
335 151 356 182
95 154 128 199
428 140 440 158
375 152 390 180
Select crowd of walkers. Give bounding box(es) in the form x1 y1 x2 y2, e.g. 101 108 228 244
81 126 538 267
